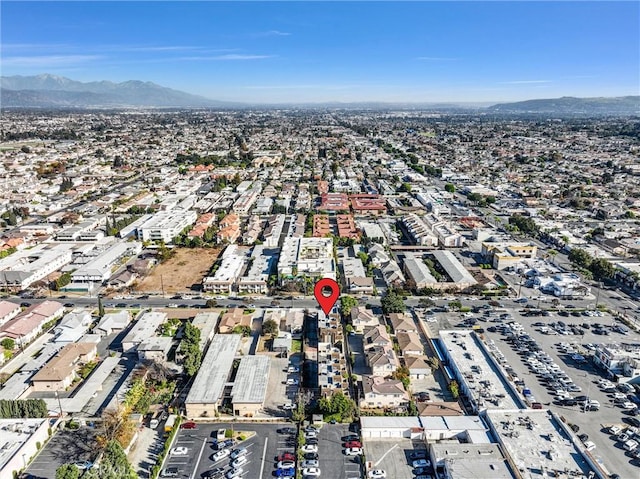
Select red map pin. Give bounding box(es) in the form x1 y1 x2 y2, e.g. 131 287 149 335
314 278 340 315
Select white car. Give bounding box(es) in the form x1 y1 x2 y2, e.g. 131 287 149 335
412 459 431 468
286 378 299 386
301 460 319 468
282 402 295 410
368 470 387 479
212 448 231 462
287 366 300 373
277 461 295 470
301 444 318 453
170 447 188 455
302 468 321 476
344 447 363 456
231 456 248 468
621 401 636 410
608 425 622 435
225 468 243 479
584 441 596 452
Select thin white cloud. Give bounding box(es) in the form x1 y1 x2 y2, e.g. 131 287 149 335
500 80 552 84
1 55 103 67
178 54 273 61
262 30 291 37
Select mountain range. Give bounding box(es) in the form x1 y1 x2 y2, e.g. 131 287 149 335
1 74 638 114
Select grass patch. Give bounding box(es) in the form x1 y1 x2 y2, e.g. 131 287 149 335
291 339 302 353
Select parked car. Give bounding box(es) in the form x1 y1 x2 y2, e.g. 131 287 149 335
344 441 362 448
344 447 363 456
412 459 431 468
276 452 296 462
231 456 247 468
180 421 197 430
161 467 179 478
211 449 231 462
301 445 318 453
274 469 295 478
229 448 247 460
367 470 387 479
301 468 321 477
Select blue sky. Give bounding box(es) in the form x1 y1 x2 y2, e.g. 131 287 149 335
1 1 638 104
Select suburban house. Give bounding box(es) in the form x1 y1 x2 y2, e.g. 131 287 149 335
218 308 252 334
363 325 393 351
30 342 98 391
405 355 432 380
396 332 424 357
360 375 409 410
366 347 399 377
350 307 380 333
94 310 131 335
53 309 93 343
388 313 417 333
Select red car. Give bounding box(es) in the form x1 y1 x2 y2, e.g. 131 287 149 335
276 452 296 462
180 421 197 430
344 441 362 448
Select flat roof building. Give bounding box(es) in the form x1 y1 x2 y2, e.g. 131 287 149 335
185 334 242 418
231 355 270 417
430 250 477 288
121 311 166 353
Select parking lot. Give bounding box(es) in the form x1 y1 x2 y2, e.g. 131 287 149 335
26 426 98 479
317 424 361 479
263 356 298 416
363 438 426 479
162 422 295 479
482 310 639 478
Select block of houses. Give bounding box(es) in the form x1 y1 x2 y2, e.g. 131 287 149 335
94 310 131 335
0 301 64 345
404 355 432 380
388 313 416 333
366 347 398 377
350 307 380 333
360 375 409 410
0 301 21 328
218 308 252 334
363 324 392 350
30 342 97 391
396 331 424 357
53 309 92 343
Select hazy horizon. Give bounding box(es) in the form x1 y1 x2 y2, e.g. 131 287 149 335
1 1 638 104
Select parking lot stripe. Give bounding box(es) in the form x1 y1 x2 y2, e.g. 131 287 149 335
190 438 208 479
374 443 398 467
259 437 268 479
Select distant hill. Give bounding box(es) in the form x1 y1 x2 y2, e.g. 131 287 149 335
0 73 238 108
488 96 640 116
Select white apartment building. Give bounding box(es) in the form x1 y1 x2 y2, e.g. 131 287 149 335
71 241 142 284
0 244 74 291
277 237 336 282
137 210 198 243
237 245 277 294
233 189 259 216
202 245 245 293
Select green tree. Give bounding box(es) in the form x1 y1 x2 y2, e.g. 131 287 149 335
568 248 592 269
232 325 252 336
399 182 412 193
180 322 202 377
56 464 80 479
444 183 455 193
205 299 218 308
88 439 137 479
0 338 15 350
590 258 615 281
381 290 406 314
262 319 279 336
340 295 358 316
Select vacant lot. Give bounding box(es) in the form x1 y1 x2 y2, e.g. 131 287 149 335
136 247 221 293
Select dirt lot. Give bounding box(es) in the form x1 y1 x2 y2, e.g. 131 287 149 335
135 247 221 293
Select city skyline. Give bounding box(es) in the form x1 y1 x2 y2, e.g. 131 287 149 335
1 1 639 104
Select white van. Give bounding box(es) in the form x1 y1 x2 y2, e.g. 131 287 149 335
623 439 638 451
149 419 159 429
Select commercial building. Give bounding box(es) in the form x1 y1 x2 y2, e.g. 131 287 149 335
231 355 270 417
185 334 242 417
429 443 512 479
30 342 97 391
0 419 50 479
438 330 523 413
484 409 597 479
482 241 538 270
593 343 640 381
